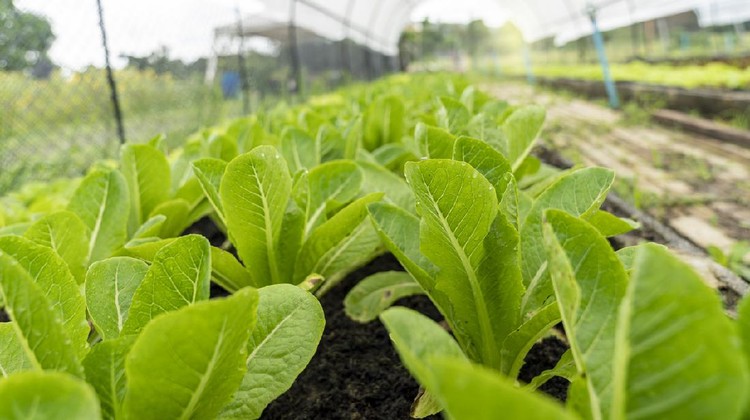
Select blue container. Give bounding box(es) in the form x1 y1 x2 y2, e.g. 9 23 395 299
221 71 241 99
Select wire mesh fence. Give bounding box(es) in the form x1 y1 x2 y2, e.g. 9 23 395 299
0 0 399 194
2 0 748 194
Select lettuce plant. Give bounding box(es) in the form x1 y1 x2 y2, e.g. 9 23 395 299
379 207 750 419
0 141 216 280
0 234 324 419
358 156 617 363
348 139 646 416
190 145 390 293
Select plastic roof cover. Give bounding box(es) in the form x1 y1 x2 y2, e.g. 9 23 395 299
252 0 750 55
695 0 750 27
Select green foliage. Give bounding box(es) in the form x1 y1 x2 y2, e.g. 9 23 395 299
221 284 325 418
0 1 54 73
708 241 750 280
221 146 291 286
120 144 171 236
0 224 322 419
611 244 748 420
123 288 258 419
67 168 130 264
428 358 575 420
543 210 627 416
0 236 88 375
122 235 211 335
82 337 133 420
345 271 423 322
508 61 750 90
85 257 149 341
0 371 100 420
544 216 748 420
24 210 89 283
1 72 745 420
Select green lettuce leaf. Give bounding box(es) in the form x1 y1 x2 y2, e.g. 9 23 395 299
405 159 522 369
67 168 129 264
82 336 134 420
520 167 615 314
0 371 100 419
220 285 324 419
295 193 383 290
543 210 628 418
503 105 545 171
192 158 228 225
302 160 363 237
280 127 319 174
221 146 291 286
428 357 577 420
121 143 171 236
123 288 258 420
0 236 88 374
344 271 424 323
122 235 211 335
610 244 748 420
24 210 89 283
85 257 149 340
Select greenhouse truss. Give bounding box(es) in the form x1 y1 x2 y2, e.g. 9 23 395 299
214 0 750 57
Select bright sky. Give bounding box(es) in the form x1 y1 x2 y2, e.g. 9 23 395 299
15 0 508 70
411 0 509 27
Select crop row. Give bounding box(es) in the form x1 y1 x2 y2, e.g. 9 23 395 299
506 61 750 90
0 74 748 419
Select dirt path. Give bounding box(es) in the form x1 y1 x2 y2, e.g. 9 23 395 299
485 82 750 259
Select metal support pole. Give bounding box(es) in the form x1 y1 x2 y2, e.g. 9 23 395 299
235 9 250 114
656 18 670 54
364 45 373 80
342 0 356 77
288 0 302 95
96 0 125 145
523 43 535 85
588 7 620 109
735 23 745 48
630 24 639 57
365 1 386 80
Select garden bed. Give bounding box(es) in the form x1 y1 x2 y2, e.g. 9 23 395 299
140 143 747 418
261 254 569 419
536 77 750 118
537 145 748 305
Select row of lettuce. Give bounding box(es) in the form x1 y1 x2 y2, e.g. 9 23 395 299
504 61 750 90
0 73 748 420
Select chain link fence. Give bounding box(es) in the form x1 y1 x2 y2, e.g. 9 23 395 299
0 0 398 194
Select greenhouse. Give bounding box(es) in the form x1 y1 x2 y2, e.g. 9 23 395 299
1 0 749 418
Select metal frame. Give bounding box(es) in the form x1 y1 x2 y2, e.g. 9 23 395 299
288 0 302 95
96 0 125 144
587 4 620 108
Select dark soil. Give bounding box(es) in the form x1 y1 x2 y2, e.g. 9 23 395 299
262 254 442 420
262 253 571 419
518 336 570 401
184 216 226 248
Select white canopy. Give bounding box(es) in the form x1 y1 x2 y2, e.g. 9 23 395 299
695 0 750 27
246 0 749 55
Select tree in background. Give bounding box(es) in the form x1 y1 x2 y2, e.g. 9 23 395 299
399 19 518 71
0 0 55 78
121 46 207 80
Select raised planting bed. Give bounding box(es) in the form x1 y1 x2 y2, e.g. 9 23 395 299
651 109 750 148
536 145 748 303
627 54 750 69
536 76 750 118
1 73 750 420
263 254 570 419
